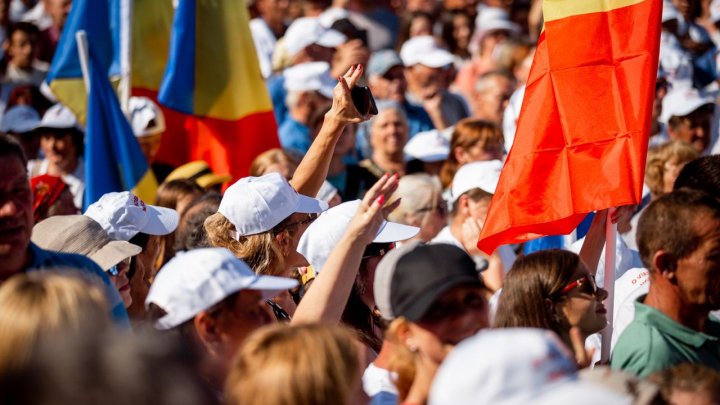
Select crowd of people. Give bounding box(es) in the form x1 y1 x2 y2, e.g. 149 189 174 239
1 0 720 404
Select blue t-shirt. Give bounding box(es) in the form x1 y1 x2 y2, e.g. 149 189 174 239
278 117 312 155
25 242 130 327
268 74 288 127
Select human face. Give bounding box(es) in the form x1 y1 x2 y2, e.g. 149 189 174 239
452 13 472 52
405 64 443 95
467 196 491 224
662 159 689 194
137 134 162 163
674 214 720 311
409 15 432 38
214 290 275 364
275 212 318 269
412 284 488 364
555 264 608 337
369 66 407 103
473 75 514 124
669 107 713 154
410 193 447 242
43 0 72 30
456 140 504 164
127 236 161 316
370 109 408 157
109 258 132 307
0 156 32 259
40 131 79 172
8 30 34 69
256 0 289 28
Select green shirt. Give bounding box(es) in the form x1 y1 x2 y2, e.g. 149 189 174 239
611 295 720 377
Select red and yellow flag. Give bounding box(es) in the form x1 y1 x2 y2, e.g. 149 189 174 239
477 0 662 254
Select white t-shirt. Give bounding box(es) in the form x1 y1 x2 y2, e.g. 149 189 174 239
362 363 398 397
250 18 276 79
430 225 516 274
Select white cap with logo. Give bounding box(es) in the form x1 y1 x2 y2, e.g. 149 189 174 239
145 248 299 330
218 172 328 238
84 191 179 241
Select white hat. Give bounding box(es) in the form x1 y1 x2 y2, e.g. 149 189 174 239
283 62 336 99
1 105 40 133
297 199 419 272
218 172 328 238
145 248 299 330
35 103 81 131
711 0 720 23
451 160 503 201
660 86 715 123
318 7 350 28
282 17 347 58
663 0 681 23
428 328 632 405
128 96 166 138
316 180 339 203
469 7 520 54
400 36 455 68
404 130 450 162
84 191 179 241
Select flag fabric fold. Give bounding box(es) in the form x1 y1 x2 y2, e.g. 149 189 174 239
84 36 157 208
45 0 121 124
477 0 662 254
156 0 279 182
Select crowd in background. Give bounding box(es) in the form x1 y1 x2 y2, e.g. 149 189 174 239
1 0 720 404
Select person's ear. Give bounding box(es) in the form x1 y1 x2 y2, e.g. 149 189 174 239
194 311 222 356
459 194 471 218
274 230 292 257
653 250 678 282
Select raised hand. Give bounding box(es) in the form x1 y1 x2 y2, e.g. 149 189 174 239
327 64 370 124
345 173 401 246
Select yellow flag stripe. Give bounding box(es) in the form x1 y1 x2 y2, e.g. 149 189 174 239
131 169 159 204
544 0 645 22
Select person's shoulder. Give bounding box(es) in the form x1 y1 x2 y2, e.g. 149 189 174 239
611 314 675 377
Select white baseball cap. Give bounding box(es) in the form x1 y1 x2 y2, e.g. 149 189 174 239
84 191 179 241
145 248 299 330
218 172 328 238
282 17 347 58
404 129 450 162
128 96 166 138
35 103 81 131
428 328 632 405
316 180 339 204
283 62 336 99
1 105 41 133
400 36 455 68
297 199 419 272
451 160 503 201
660 86 715 123
469 7 520 54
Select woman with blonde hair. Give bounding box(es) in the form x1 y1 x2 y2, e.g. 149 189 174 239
439 118 504 189
0 272 110 377
225 324 362 405
644 140 698 200
249 148 298 179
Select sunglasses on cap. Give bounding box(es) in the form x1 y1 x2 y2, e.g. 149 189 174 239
362 242 395 260
559 274 598 297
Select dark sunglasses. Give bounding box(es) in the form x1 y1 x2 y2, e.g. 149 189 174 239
416 200 448 217
560 274 598 297
362 242 395 260
266 299 291 322
274 213 319 234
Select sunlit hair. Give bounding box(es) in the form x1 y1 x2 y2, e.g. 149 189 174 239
440 119 504 188
388 173 442 223
649 363 720 403
645 140 698 199
225 323 361 405
249 148 298 178
493 250 580 335
0 272 109 377
204 212 286 276
155 179 204 211
385 317 416 400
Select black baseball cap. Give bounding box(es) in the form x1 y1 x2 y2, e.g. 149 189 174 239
374 242 483 322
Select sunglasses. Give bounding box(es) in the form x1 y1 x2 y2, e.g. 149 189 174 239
274 213 319 234
266 299 291 322
559 274 598 297
362 242 395 260
107 257 132 277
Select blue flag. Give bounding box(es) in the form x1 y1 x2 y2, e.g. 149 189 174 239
84 36 157 209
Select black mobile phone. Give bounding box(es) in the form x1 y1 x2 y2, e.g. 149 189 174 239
351 85 379 116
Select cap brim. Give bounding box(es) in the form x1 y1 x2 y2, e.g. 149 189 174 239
8 123 40 133
141 205 179 236
316 29 346 48
247 274 300 300
89 240 142 271
662 99 714 122
295 195 329 214
196 173 232 189
374 221 420 243
417 50 455 68
482 21 520 35
318 85 335 99
403 275 482 321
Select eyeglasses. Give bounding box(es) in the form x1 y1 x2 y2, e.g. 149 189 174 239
274 213 319 234
266 299 291 322
107 257 132 277
362 242 395 259
560 274 598 296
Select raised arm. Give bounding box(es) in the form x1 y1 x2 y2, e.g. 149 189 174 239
290 64 368 197
292 174 400 325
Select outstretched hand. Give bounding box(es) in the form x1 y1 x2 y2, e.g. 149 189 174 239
345 173 401 246
327 64 371 124
570 326 595 369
